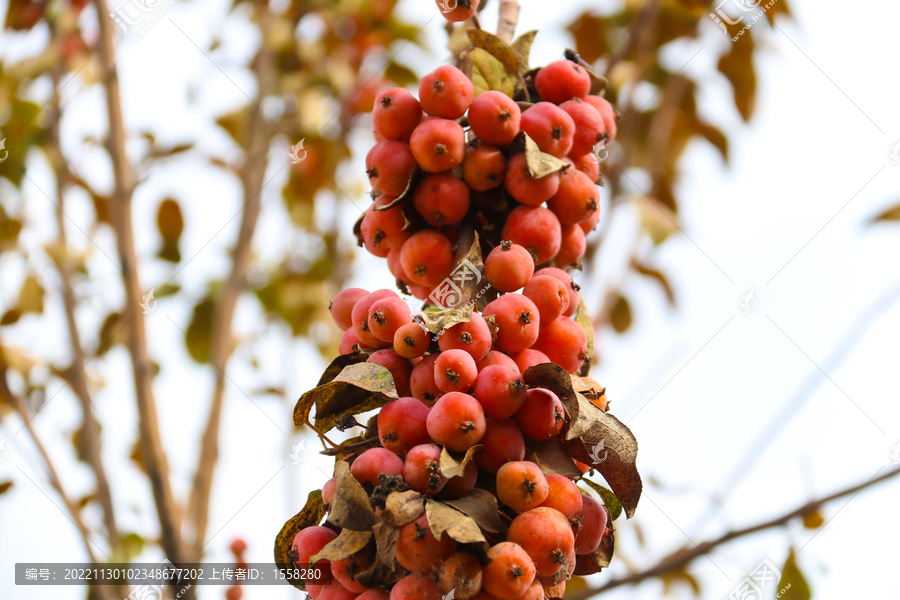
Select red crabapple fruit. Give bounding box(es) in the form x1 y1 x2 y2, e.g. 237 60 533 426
539 474 583 519
559 98 605 157
523 275 569 322
393 322 431 359
366 141 418 197
378 397 431 456
350 447 404 487
534 59 591 104
483 294 540 354
319 582 359 600
390 573 443 600
476 351 520 372
438 312 493 362
339 328 364 355
400 230 455 288
396 513 456 574
503 153 560 206
534 267 580 317
373 87 422 142
519 102 575 158
462 144 506 191
507 507 575 577
410 354 443 404
571 152 600 184
426 391 486 451
419 65 474 120
322 478 336 508
353 289 399 346
413 172 471 226
501 206 562 265
410 117 466 172
358 590 390 600
360 195 412 259
472 365 527 419
485 241 535 293
515 388 565 441
330 287 369 331
404 443 447 495
475 418 526 473
583 95 617 143
508 348 550 376
438 552 483 599
367 296 412 343
496 461 549 512
532 317 588 374
434 348 479 393
555 223 587 268
467 90 522 146
547 169 599 225
332 543 373 593
573 494 608 554
483 542 536 600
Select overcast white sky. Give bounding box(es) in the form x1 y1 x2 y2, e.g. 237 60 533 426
1 0 899 598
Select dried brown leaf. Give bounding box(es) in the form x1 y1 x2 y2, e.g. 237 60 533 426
511 31 538 74
372 522 401 568
573 292 594 361
443 488 503 533
418 234 488 334
292 353 368 427
328 461 378 531
310 529 373 563
299 362 399 433
525 437 583 479
273 490 326 591
381 490 424 527
524 363 642 518
523 133 569 179
425 499 486 544
440 445 484 479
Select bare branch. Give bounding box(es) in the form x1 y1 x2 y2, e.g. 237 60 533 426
567 466 900 599
186 14 278 558
47 61 121 564
93 0 185 567
0 349 114 600
496 0 519 44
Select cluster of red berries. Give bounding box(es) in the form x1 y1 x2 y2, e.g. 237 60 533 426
362 59 616 301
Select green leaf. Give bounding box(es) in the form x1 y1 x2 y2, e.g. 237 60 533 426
273 490 326 591
777 549 812 600
580 478 623 521
465 48 516 97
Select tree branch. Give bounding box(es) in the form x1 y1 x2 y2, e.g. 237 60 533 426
0 348 114 600
567 466 900 599
496 0 519 44
93 0 185 567
186 12 277 558
48 61 121 564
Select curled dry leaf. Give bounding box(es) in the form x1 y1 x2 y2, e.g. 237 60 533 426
296 362 399 434
524 363 642 518
310 529 373 563
442 488 503 533
573 291 594 363
273 490 326 591
425 499 486 544
292 352 368 426
373 169 422 211
523 133 570 180
381 490 425 527
372 522 401 569
418 234 488 334
439 444 484 479
524 436 583 479
356 554 407 589
328 461 378 531
511 31 538 74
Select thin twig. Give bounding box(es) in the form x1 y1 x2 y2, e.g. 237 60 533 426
0 349 113 600
186 10 277 559
48 60 121 568
496 0 519 44
93 0 186 570
567 466 900 599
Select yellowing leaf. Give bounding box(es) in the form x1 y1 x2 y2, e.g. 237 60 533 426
464 48 516 97
273 490 326 591
609 293 632 334
872 202 900 223
718 31 757 121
